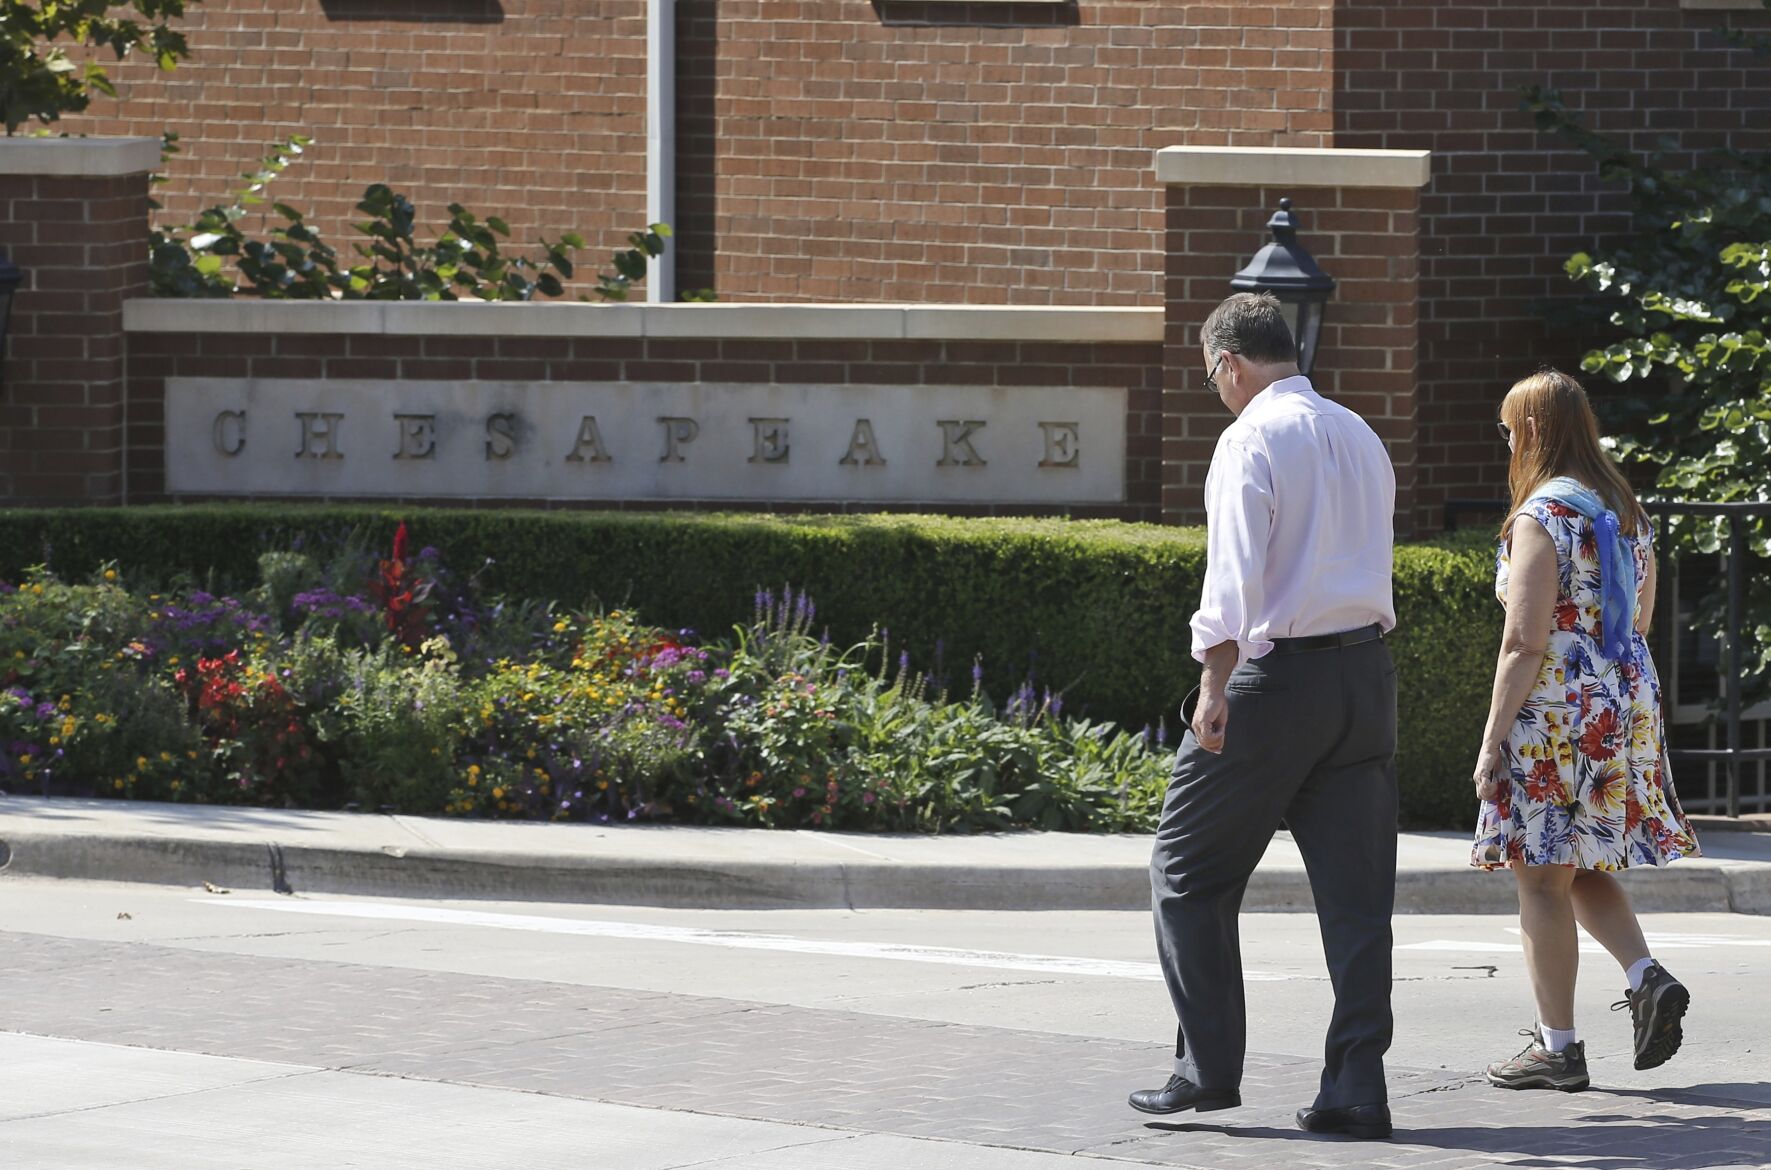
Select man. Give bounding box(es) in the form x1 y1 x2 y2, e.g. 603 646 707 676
1129 292 1400 1140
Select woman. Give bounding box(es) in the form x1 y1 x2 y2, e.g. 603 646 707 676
1471 369 1701 1092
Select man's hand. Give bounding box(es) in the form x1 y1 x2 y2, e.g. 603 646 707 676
1192 688 1229 754
1192 641 1239 754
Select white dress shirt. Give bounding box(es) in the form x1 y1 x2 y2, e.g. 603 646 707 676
1190 375 1397 663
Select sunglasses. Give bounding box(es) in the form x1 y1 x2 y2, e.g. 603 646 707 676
1206 353 1227 394
1496 421 1512 442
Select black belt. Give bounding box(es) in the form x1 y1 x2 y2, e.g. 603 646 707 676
1267 623 1385 655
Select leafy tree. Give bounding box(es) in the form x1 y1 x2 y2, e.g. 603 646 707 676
1523 82 1771 686
0 0 195 134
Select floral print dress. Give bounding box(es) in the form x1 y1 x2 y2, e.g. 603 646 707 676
1472 497 1701 871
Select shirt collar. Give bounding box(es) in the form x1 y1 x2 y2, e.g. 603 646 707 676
1242 374 1314 417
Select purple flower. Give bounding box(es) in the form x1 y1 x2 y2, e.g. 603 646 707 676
713 668 730 681
34 702 55 720
687 670 706 685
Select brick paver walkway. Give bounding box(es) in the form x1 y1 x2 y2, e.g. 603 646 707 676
2 931 1766 1169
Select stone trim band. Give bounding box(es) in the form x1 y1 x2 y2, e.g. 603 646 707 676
122 300 1167 342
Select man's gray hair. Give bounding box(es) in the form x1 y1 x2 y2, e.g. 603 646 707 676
1200 292 1297 365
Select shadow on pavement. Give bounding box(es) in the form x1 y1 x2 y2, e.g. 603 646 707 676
1146 1111 1771 1169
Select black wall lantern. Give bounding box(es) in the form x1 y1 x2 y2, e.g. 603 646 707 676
0 253 22 382
1230 198 1335 377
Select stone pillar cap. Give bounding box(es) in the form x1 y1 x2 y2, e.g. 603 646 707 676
0 136 164 177
1156 146 1432 190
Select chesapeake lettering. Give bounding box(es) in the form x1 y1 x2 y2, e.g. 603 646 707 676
229 411 1086 469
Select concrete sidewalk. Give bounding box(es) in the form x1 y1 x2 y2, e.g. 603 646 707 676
2 795 1768 913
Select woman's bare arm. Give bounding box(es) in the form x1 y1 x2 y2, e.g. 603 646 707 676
1474 517 1558 799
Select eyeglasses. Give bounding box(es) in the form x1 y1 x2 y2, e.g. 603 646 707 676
1496 421 1512 442
1206 353 1227 395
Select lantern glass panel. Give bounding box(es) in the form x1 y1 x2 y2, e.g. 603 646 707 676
1294 300 1324 376
1277 298 1300 339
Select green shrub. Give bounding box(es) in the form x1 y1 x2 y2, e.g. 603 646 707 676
0 505 1502 826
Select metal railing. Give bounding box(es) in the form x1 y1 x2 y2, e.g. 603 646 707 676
1444 498 1771 819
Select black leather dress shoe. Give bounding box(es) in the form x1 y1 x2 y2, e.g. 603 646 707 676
1128 1074 1241 1115
1295 1103 1393 1139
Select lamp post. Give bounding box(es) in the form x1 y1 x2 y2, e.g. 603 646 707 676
1230 198 1335 376
0 253 21 383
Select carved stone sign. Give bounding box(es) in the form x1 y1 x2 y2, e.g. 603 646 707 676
164 379 1127 503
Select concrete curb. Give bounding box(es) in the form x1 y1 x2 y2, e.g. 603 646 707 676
3 824 1766 914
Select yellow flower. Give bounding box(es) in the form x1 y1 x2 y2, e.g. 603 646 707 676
468 764 481 777
114 779 124 790
492 787 505 799
48 736 60 747
186 750 197 759
103 569 117 582
168 656 180 666
522 692 535 703
160 751 172 762
137 756 148 769
170 780 182 791
553 621 568 633
468 777 478 788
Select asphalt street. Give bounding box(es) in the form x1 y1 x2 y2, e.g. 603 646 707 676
2 876 1768 1169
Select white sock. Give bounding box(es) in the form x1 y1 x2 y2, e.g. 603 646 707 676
1626 957 1657 992
1540 1025 1578 1053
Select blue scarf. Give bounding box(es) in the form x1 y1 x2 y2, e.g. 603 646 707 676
1529 476 1637 663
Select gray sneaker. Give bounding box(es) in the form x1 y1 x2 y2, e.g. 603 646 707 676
1486 1028 1590 1092
1613 962 1689 1071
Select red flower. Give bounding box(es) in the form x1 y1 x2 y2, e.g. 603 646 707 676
1577 707 1623 761
1625 793 1645 835
369 520 432 647
1524 759 1565 803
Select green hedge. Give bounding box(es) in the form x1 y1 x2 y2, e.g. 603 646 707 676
0 506 1500 826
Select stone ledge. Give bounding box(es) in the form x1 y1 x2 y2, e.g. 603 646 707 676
1681 0 1763 9
1156 146 1433 190
0 136 164 177
122 300 1165 343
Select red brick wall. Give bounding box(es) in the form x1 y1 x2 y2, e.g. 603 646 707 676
678 0 1333 303
59 0 649 291
124 332 1164 520
0 173 147 505
1163 183 1420 534
1333 0 1771 530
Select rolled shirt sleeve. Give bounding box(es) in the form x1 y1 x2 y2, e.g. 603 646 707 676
1189 432 1275 663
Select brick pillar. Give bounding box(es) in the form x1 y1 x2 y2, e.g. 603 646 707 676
0 138 158 506
1157 147 1429 538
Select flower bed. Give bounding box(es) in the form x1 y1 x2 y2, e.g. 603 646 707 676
1 525 1170 833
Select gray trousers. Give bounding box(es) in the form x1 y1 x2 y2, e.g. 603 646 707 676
1150 636 1398 1109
